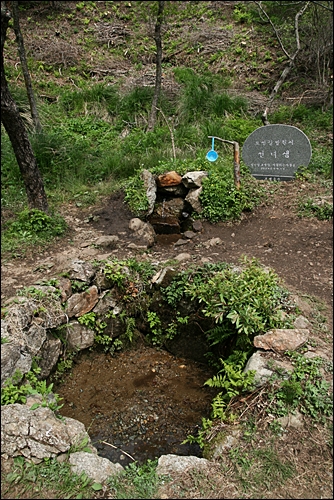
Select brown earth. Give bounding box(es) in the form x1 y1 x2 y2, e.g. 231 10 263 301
2 178 333 329
1 178 333 499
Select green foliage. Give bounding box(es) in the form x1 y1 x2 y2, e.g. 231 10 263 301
108 459 166 499
297 198 333 220
123 174 149 216
1 208 67 256
3 455 99 499
185 257 292 350
268 352 333 421
146 311 163 346
1 367 63 413
205 353 256 418
200 167 265 223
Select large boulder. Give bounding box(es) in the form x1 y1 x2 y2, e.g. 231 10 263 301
1 403 93 462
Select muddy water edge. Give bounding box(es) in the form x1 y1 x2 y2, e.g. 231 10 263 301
53 343 218 466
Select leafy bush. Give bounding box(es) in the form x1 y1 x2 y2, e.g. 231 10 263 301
200 167 265 222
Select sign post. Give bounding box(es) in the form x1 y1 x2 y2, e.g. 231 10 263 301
242 124 312 181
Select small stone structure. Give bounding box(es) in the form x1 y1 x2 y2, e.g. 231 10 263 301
141 169 208 235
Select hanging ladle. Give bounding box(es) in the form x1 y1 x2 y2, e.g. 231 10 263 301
206 137 218 162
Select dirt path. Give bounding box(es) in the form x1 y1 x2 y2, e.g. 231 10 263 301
2 183 332 330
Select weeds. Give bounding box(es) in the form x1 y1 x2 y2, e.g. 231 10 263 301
3 455 101 499
108 459 169 499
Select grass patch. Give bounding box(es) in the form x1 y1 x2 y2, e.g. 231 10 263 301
1 208 68 257
107 459 169 499
2 455 102 499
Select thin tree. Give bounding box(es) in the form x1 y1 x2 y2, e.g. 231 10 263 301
12 0 41 132
147 0 164 131
255 1 311 118
1 1 48 212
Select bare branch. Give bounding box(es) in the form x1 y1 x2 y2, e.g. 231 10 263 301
254 1 291 59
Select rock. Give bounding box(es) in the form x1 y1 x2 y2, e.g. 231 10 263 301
174 239 189 247
278 410 304 429
192 220 203 232
174 253 192 262
182 171 208 188
66 322 95 351
183 231 197 239
3 299 36 347
151 267 177 287
156 171 182 188
159 198 185 218
37 334 62 379
69 452 123 483
129 218 156 248
185 187 203 213
1 343 21 387
243 351 274 387
207 428 242 459
203 237 223 248
93 290 118 315
24 323 47 356
67 259 96 283
66 286 99 318
95 236 119 249
253 329 309 353
141 169 157 216
1 404 92 461
156 454 210 476
57 278 72 303
1 342 32 387
293 315 311 329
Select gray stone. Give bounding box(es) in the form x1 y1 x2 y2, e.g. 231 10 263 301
293 315 311 329
25 323 47 355
66 322 95 351
38 334 62 379
129 218 156 248
242 124 312 181
95 236 119 249
185 187 203 213
67 259 95 283
278 410 304 429
141 169 157 216
156 454 210 476
69 452 123 483
192 220 203 232
174 239 189 247
209 428 242 459
174 253 192 262
93 290 118 315
243 351 273 387
183 231 197 239
1 404 92 460
182 171 208 188
1 343 21 387
203 237 223 248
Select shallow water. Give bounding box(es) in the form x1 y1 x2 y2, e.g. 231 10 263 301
55 344 217 466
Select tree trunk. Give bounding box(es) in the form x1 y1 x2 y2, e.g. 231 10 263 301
147 0 164 131
12 0 41 132
1 2 48 213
